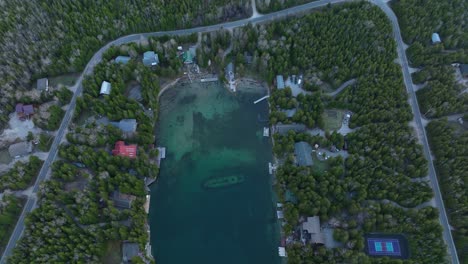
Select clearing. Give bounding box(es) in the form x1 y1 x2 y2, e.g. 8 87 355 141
322 109 344 131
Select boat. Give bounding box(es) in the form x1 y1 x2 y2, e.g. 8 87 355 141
202 175 245 189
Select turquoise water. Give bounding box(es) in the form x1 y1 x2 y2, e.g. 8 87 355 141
150 81 280 264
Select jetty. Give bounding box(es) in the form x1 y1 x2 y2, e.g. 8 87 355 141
200 77 218 82
254 95 269 104
268 162 277 175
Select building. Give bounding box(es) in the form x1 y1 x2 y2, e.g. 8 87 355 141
122 242 140 263
143 51 159 66
294 141 313 166
110 119 137 133
460 64 468 78
115 56 131 64
302 216 325 244
36 78 48 91
112 191 137 209
100 81 111 95
431 33 441 44
183 46 197 64
281 108 296 118
8 141 33 158
15 103 34 119
112 141 137 158
276 75 285 89
244 51 253 64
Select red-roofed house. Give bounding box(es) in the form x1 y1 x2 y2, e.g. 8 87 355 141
112 141 137 158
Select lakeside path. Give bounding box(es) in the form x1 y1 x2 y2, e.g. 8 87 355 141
1 0 458 263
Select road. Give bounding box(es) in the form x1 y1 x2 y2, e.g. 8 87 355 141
0 0 458 263
371 1 459 263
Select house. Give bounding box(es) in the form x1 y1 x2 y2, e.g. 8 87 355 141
110 119 137 133
294 141 313 166
36 78 48 91
302 216 325 244
8 141 33 158
276 75 285 89
281 108 296 118
183 47 196 64
112 191 137 209
100 81 111 95
432 33 441 44
112 141 137 158
115 56 131 64
15 103 34 119
122 242 140 263
143 51 159 66
460 64 468 78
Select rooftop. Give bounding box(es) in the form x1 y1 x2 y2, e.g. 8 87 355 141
36 78 48 91
115 56 131 64
294 141 313 166
431 33 441 43
112 141 137 158
143 51 159 66
276 75 285 89
274 123 306 135
112 191 137 209
110 119 137 133
282 108 296 118
100 81 111 95
460 64 468 76
122 242 140 263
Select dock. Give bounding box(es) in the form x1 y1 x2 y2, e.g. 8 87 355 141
200 77 218 82
156 147 166 166
268 162 277 175
254 95 269 104
263 127 269 137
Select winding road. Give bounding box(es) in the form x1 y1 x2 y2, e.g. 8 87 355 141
0 0 458 263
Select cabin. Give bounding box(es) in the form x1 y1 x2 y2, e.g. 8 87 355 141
110 119 137 133
112 141 137 158
431 33 441 44
15 103 34 120
143 51 159 66
112 191 137 209
36 78 49 91
460 64 468 78
100 81 111 95
115 56 131 64
122 242 140 263
276 75 285 90
302 216 325 244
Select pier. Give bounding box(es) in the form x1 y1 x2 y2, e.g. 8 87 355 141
200 77 218 82
254 95 269 104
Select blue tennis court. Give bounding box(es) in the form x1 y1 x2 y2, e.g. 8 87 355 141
367 238 401 256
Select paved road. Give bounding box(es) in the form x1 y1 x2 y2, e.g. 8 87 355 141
0 1 347 262
1 0 458 263
372 1 459 263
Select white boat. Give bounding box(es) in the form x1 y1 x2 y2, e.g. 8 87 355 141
263 127 269 137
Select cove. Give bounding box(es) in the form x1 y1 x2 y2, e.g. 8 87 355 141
149 81 280 264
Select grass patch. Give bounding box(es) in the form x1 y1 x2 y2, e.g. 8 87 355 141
49 73 80 88
101 240 122 264
311 152 329 174
74 109 94 126
37 133 54 152
322 109 344 131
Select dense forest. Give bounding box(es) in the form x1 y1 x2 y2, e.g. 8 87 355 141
0 0 250 132
229 2 447 262
426 119 468 263
7 39 172 262
0 195 25 255
392 0 468 117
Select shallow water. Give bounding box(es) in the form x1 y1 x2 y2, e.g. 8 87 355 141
150 81 280 264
